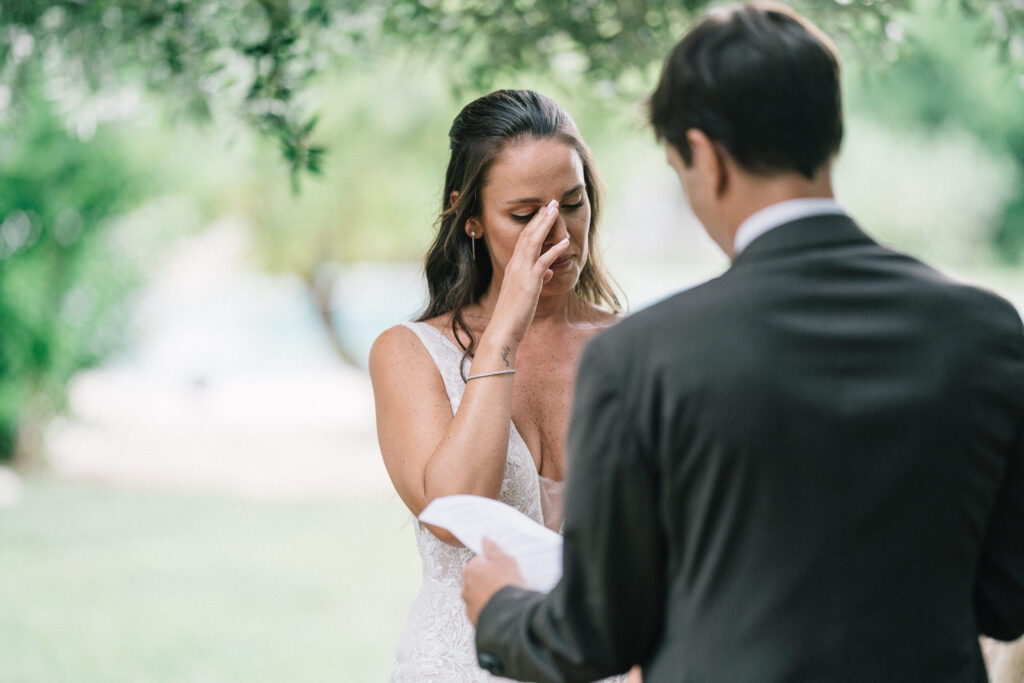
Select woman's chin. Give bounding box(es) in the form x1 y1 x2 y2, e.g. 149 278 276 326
541 271 580 295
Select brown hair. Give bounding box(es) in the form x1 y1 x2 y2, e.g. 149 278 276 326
418 89 621 367
649 1 843 179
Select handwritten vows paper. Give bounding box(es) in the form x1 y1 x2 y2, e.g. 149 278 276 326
419 494 563 593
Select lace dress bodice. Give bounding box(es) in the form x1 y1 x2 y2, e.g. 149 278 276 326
389 322 627 682
389 322 545 682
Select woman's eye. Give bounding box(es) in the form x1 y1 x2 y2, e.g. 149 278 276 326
511 200 583 223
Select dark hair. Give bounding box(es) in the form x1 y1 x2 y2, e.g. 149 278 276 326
649 1 843 179
418 89 621 364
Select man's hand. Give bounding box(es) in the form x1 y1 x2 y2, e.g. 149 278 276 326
462 537 527 626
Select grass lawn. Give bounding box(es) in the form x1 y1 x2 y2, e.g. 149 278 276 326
0 477 420 682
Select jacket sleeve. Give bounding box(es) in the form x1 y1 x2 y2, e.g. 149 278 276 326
474 334 667 682
974 409 1024 641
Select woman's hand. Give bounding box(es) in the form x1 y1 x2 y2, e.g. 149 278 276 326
486 199 570 344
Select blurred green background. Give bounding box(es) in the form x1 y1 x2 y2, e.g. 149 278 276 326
1 0 1023 680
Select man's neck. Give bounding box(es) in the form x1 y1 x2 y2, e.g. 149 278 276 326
719 168 835 259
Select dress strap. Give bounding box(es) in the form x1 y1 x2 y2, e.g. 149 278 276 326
399 321 470 412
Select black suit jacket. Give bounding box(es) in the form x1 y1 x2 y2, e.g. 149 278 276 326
475 215 1024 682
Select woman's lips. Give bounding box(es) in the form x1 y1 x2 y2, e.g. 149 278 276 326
551 255 573 269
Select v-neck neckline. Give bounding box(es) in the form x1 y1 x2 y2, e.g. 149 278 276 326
419 321 547 480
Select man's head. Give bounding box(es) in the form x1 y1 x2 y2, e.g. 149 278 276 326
649 2 843 251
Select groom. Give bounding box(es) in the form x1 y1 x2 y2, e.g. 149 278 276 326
461 2 1024 681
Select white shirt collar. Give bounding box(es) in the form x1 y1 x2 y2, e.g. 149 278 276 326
733 198 846 256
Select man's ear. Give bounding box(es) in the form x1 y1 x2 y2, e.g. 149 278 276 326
686 129 729 197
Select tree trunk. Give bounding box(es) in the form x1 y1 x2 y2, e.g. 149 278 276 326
305 267 358 367
13 391 51 471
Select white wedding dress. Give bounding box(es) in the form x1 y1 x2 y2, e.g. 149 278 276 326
390 322 625 683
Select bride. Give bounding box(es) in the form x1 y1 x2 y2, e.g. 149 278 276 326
370 89 637 681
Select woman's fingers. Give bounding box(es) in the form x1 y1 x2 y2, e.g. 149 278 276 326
514 199 560 261
537 238 570 271
487 199 565 340
537 238 570 285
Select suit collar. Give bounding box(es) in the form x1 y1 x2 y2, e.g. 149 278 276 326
730 213 874 267
733 198 846 256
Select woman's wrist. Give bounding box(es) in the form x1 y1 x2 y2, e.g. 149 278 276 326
473 334 518 372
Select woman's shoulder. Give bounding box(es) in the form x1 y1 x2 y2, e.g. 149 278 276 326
369 322 431 372
370 315 470 369
414 312 483 349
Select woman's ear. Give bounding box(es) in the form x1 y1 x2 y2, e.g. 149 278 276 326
451 190 482 238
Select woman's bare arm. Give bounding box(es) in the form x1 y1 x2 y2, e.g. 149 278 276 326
370 325 517 546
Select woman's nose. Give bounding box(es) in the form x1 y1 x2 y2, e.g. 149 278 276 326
546 211 569 243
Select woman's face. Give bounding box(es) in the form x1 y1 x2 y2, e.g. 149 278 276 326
469 136 591 296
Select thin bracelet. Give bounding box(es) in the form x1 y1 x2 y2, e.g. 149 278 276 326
466 369 516 381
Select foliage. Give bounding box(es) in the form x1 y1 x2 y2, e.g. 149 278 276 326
0 0 1022 462
8 0 991 188
846 0 1024 261
0 0 343 189
0 85 140 462
4 0 1021 251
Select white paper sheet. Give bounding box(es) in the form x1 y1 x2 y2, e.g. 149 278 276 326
418 494 563 593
